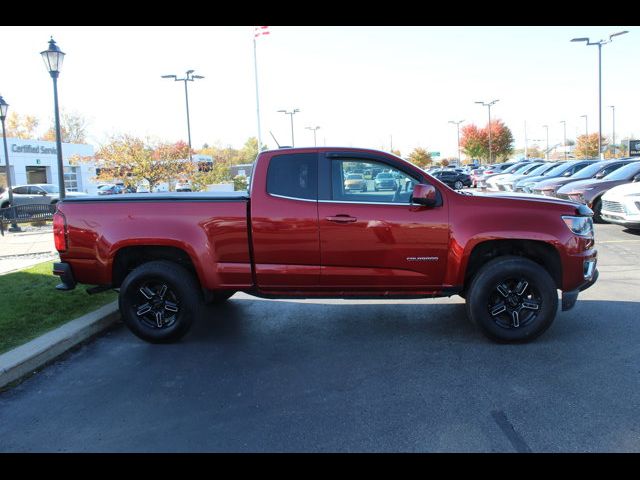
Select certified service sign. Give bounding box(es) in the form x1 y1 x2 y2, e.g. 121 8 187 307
630 139 640 157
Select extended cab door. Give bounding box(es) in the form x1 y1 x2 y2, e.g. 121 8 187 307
250 152 320 289
318 153 450 290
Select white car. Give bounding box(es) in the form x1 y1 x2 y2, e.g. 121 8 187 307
600 181 640 230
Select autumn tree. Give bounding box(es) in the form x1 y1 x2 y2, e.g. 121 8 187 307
5 112 39 139
41 111 89 144
575 133 605 159
84 134 193 192
460 124 487 162
189 162 232 191
461 120 514 163
407 147 433 168
391 149 402 158
487 120 514 162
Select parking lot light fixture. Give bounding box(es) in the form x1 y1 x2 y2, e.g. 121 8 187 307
0 96 21 232
278 109 301 147
475 100 499 164
162 70 204 160
305 126 320 147
40 37 66 200
448 120 464 165
542 125 549 160
571 31 629 159
560 121 567 160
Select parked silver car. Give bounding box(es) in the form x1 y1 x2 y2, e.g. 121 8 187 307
0 184 86 208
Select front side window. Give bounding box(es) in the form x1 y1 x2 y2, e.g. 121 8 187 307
13 186 29 195
331 160 419 204
266 153 317 200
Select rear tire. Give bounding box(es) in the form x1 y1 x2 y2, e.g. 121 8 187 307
454 180 464 190
466 256 558 343
119 260 201 343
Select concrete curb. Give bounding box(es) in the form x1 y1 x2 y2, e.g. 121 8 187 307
0 301 120 390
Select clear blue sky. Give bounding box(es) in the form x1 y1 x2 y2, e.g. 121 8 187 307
0 26 637 158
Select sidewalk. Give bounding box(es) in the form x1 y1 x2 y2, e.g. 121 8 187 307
0 226 58 275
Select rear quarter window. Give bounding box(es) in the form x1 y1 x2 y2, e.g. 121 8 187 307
266 153 318 200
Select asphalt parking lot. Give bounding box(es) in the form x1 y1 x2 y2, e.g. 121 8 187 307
1 223 639 452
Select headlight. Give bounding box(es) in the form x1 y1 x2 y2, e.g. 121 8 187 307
562 215 594 237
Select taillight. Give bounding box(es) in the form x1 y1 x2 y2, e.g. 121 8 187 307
53 211 67 252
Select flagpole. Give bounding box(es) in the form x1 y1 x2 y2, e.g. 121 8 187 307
253 35 263 151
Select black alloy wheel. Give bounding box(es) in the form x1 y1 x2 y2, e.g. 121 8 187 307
466 256 558 343
119 260 201 343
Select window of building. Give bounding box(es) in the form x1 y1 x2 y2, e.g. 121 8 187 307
266 153 317 200
64 166 79 192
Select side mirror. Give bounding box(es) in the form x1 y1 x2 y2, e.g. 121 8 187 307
594 171 606 179
411 183 437 207
40 191 47 195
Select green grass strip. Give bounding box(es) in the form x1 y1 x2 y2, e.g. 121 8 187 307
0 261 117 354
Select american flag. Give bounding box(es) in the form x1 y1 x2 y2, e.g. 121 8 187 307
254 26 270 38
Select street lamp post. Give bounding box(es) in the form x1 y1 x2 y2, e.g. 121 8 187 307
560 120 567 161
40 37 66 200
571 31 629 159
580 114 588 138
305 126 320 146
608 105 616 157
278 109 300 147
475 99 499 164
162 70 204 160
448 120 464 164
542 125 549 160
0 96 20 231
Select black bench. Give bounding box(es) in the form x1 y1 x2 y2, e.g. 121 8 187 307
0 203 57 236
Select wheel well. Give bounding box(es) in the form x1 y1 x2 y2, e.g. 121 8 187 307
464 240 562 291
112 246 198 288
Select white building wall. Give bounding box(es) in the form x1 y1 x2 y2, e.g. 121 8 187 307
0 137 95 193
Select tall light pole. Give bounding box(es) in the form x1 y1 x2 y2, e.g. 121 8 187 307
278 108 300 147
305 126 320 146
580 114 588 138
162 70 204 160
571 31 629 159
475 99 499 164
40 37 66 200
559 120 568 161
0 96 20 231
608 105 616 157
448 120 464 164
542 125 549 160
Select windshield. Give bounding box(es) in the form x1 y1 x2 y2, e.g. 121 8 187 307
346 174 362 180
377 173 392 179
569 161 610 179
603 162 640 181
502 163 528 174
542 162 575 177
98 185 113 190
521 163 545 175
40 185 59 193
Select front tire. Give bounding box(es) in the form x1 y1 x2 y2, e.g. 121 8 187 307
466 256 558 343
119 260 202 343
454 180 464 190
592 198 606 224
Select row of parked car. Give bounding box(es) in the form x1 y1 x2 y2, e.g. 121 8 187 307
473 158 640 229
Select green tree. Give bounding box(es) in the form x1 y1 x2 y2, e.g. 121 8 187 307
190 162 232 191
407 147 433 168
41 111 89 144
5 112 39 139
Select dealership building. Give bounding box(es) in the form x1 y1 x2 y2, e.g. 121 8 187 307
0 137 98 193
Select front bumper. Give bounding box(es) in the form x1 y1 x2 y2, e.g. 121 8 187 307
561 264 599 311
601 212 640 229
53 262 76 291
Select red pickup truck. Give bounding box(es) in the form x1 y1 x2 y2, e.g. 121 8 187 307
53 148 598 343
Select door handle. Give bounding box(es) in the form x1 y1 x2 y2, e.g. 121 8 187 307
325 215 357 223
